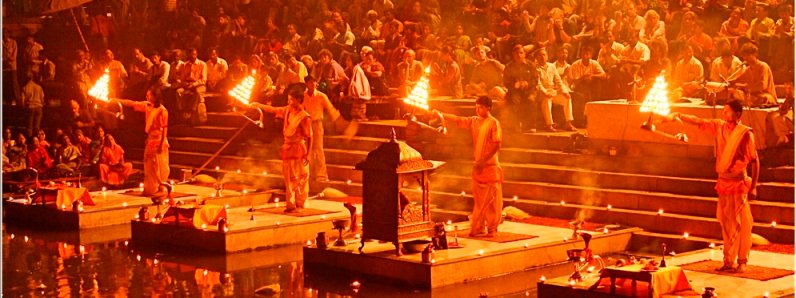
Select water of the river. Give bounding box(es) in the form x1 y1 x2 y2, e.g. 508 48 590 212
2 225 577 297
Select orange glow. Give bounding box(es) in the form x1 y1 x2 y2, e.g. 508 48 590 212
228 71 257 105
88 69 111 102
403 67 431 110
639 75 670 116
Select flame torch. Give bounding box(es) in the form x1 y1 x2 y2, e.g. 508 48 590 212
88 69 124 119
228 70 265 128
639 75 688 142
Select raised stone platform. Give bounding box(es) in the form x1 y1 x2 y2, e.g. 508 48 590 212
303 221 641 289
585 99 780 159
131 199 351 253
538 248 795 298
2 184 271 230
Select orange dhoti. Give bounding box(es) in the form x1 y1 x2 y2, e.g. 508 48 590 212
283 158 310 209
717 191 753 265
143 136 170 196
471 166 504 235
309 120 328 181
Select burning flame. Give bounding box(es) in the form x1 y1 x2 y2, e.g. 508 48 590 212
403 67 431 110
639 75 670 116
88 69 111 102
229 70 257 105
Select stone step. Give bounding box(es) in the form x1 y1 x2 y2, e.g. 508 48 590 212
425 174 794 225
167 136 226 154
320 160 791 206
439 161 794 203
323 135 389 152
428 194 794 244
170 125 241 139
206 112 248 126
354 120 408 139
300 179 794 238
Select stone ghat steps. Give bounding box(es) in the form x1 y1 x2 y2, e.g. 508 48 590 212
127 146 792 206
323 135 794 183
315 174 794 227
162 128 794 186
422 194 794 243
438 162 794 203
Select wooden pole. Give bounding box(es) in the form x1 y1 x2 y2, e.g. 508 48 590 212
70 8 90 52
194 121 250 176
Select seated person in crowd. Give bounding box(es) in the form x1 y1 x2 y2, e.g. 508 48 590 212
74 129 93 164
55 135 81 176
568 46 606 127
468 45 505 97
768 83 793 146
174 48 207 123
68 99 95 134
535 46 575 132
27 136 53 175
98 134 133 186
431 46 463 98
312 49 349 101
730 43 777 107
396 49 425 97
6 133 28 172
707 38 744 103
671 45 705 101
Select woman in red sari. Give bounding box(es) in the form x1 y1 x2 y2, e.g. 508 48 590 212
27 136 53 175
98 134 133 186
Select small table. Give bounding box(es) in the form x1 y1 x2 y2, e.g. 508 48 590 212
589 264 692 298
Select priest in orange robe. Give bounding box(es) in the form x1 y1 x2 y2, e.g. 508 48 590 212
434 96 504 237
250 84 313 212
670 100 759 273
117 89 170 196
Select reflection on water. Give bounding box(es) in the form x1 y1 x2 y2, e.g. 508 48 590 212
3 226 565 297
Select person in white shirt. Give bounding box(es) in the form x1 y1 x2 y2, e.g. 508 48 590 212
102 49 128 98
568 46 606 128
707 38 744 104
534 47 575 132
175 48 207 124
149 52 170 90
128 48 153 100
671 45 705 100
206 48 228 92
617 31 650 102
597 32 625 71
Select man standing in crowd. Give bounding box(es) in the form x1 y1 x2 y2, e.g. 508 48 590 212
304 75 341 182
503 44 540 133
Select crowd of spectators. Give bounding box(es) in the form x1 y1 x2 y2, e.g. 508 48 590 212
2 0 794 179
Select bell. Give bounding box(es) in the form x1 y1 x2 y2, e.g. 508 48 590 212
316 232 328 249
138 207 150 221
421 243 435 264
217 218 228 232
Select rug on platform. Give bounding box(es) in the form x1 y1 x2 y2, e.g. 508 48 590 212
319 196 363 204
753 244 795 255
122 190 194 198
458 229 538 243
680 260 794 281
257 207 337 217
